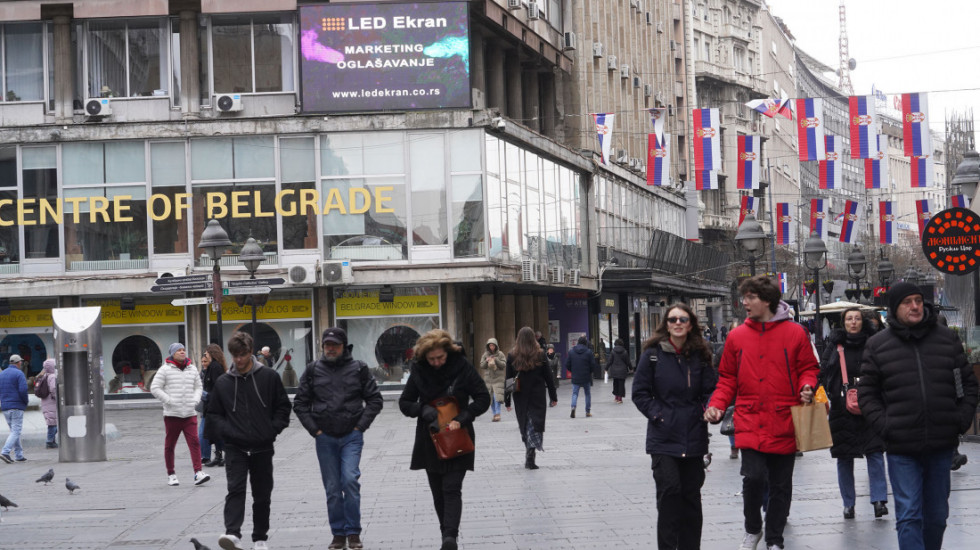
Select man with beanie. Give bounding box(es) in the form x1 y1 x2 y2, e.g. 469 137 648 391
208 331 292 550
294 327 383 550
859 282 978 550
0 354 29 463
150 342 209 487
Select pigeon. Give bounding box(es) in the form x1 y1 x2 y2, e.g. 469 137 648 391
189 538 211 550
0 493 17 510
36 468 54 484
65 478 80 494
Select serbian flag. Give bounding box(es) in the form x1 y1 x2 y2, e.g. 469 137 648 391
593 113 615 165
775 202 795 245
864 135 888 189
796 98 826 161
649 108 667 144
879 200 895 244
692 108 721 171
901 93 931 157
839 200 861 244
777 272 788 294
849 95 879 159
646 133 670 187
810 198 829 240
695 169 718 190
739 194 756 224
746 95 792 119
916 199 931 237
736 135 761 190
951 194 970 208
819 135 843 189
911 154 934 188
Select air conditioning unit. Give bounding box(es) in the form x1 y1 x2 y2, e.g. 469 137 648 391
537 262 550 282
614 149 628 164
620 65 630 79
521 258 538 282
563 31 577 51
287 265 317 285
321 260 352 285
655 18 662 31
215 93 243 112
633 76 641 88
507 0 522 9
655 90 665 103
607 55 617 70
630 0 640 9
156 269 186 279
592 42 604 58
551 266 564 284
568 269 581 285
85 98 112 116
644 84 653 98
527 2 540 20
471 87 485 109
629 157 641 170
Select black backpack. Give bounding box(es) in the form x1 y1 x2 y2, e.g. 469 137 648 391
34 373 51 399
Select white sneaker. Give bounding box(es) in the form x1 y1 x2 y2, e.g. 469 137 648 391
194 470 211 486
766 545 783 550
738 531 762 550
219 534 245 550
253 542 269 550
167 474 179 486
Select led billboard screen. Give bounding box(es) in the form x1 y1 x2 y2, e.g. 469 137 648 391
299 2 470 113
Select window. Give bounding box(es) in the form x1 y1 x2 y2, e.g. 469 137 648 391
2 23 51 104
149 141 189 254
0 146 17 270
279 137 317 250
209 13 295 95
86 18 170 98
21 147 60 260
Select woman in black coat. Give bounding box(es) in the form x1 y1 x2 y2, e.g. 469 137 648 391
606 338 633 404
199 344 227 467
818 307 888 520
505 326 558 469
399 329 490 550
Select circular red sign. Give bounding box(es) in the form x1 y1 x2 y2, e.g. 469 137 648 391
921 207 980 275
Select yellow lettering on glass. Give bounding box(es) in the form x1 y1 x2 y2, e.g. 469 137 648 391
207 192 228 219
65 197 85 224
276 189 296 216
231 191 249 218
299 188 318 215
322 188 347 214
39 199 63 225
253 191 273 217
149 193 171 221
0 199 11 226
89 196 110 223
113 196 133 222
18 199 36 226
374 186 394 213
349 187 371 214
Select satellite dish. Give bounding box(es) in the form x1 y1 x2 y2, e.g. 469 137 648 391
848 58 857 71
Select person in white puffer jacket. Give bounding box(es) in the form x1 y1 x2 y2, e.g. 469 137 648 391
150 342 209 488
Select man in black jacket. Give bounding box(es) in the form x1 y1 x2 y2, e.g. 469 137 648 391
564 336 598 418
207 332 292 550
293 327 383 550
859 282 978 550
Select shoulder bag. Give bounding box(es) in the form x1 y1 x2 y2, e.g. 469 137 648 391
428 372 475 460
838 344 861 415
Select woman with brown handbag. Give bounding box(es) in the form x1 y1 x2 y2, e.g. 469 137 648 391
399 329 490 550
505 326 558 469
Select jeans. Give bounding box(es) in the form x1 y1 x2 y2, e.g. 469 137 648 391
887 449 954 550
163 416 202 474
651 454 705 550
837 452 888 507
46 425 58 444
199 415 224 460
315 430 365 536
426 469 466 537
741 449 796 547
224 445 275 542
2 409 25 459
490 397 501 415
570 383 591 411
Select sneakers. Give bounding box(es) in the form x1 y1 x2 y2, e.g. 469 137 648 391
766 545 784 550
253 541 269 550
0 454 12 464
347 534 363 549
586 411 593 417
194 470 211 486
168 474 179 486
13 457 26 462
327 535 347 549
730 446 740 459
218 534 245 550
46 442 58 449
738 531 762 550
492 414 501 422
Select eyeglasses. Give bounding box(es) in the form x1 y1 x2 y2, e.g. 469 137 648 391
666 316 690 324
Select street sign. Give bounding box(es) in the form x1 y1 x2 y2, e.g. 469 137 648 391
223 286 272 296
154 274 212 285
150 281 213 292
225 277 286 288
171 297 214 306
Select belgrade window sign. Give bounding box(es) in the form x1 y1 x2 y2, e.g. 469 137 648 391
299 2 471 113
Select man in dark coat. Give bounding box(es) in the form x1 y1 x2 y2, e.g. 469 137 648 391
859 282 979 550
564 336 597 417
294 327 383 550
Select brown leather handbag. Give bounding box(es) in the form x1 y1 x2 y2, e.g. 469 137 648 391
429 396 475 460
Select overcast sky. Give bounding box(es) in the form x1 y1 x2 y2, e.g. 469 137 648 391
764 0 980 138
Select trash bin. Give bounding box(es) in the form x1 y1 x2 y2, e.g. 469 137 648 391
53 306 106 463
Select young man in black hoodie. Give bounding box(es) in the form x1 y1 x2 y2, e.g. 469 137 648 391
207 332 292 550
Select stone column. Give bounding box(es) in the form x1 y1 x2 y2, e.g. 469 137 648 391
533 293 550 343
515 292 534 332
523 68 540 133
185 303 210 357
472 289 495 358
540 71 556 137
470 30 485 107
180 10 201 115
494 291 516 354
505 50 522 121
486 43 506 110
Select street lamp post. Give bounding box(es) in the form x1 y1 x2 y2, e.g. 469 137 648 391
903 266 921 286
846 246 866 303
734 212 766 276
238 237 266 346
198 220 232 348
952 150 980 326
803 231 828 346
877 254 895 289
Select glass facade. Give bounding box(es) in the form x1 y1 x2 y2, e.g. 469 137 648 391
594 173 684 259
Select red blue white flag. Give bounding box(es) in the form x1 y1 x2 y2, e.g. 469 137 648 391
775 202 795 245
736 135 761 190
692 108 721 171
864 135 888 189
646 133 670 187
649 108 667 144
739 194 756 225
695 169 718 191
796 98 826 161
777 272 788 294
849 95 879 159
593 113 615 165
810 198 829 240
746 94 792 119
839 200 861 244
916 199 931 237
901 93 931 157
879 200 895 245
951 194 970 208
819 135 843 189
910 154 934 188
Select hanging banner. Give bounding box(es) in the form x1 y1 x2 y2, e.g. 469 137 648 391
879 200 895 245
593 113 615 165
796 98 826 162
695 169 717 191
736 135 761 190
739 194 756 225
819 135 843 190
810 198 828 240
839 199 861 244
916 198 931 238
865 135 888 189
649 108 667 144
692 108 721 171
911 154 934 188
746 94 792 119
777 272 788 294
902 92 931 157
646 133 670 187
951 194 970 208
848 95 879 159
775 202 795 245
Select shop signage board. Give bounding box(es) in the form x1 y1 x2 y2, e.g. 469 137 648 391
154 274 212 286
208 298 313 322
171 297 214 306
223 286 272 296
150 281 213 292
921 207 980 275
225 278 286 288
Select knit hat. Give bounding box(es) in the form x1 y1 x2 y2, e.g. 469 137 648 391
321 327 348 347
887 282 924 317
168 343 185 357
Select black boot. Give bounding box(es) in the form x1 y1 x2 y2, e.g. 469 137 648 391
440 535 458 550
207 450 224 467
525 448 539 470
873 501 889 518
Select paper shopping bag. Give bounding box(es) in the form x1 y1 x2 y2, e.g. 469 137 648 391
790 402 833 452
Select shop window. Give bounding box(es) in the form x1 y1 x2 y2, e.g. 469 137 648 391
21 146 59 260
150 142 189 254
209 13 295 95
109 335 162 393
0 146 17 271
410 133 447 246
191 182 278 267
280 137 318 250
85 18 170 98
2 22 50 104
451 174 484 258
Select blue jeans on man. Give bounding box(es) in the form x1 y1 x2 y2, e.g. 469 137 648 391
887 448 954 550
2 409 25 460
315 429 365 536
570 383 591 412
837 451 888 507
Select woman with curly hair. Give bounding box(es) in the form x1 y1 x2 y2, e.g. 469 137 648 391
505 326 558 469
199 343 227 467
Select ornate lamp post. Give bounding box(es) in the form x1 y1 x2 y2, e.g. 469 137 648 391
951 149 980 326
877 256 895 289
734 212 766 276
904 266 921 286
238 237 266 345
846 246 866 302
198 220 232 348
804 231 828 345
